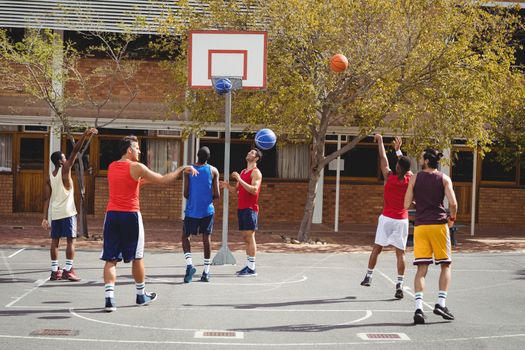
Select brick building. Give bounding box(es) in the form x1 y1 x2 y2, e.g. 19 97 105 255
0 1 524 229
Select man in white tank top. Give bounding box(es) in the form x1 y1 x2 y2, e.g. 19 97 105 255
42 128 98 281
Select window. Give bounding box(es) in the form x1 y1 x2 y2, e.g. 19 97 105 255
0 134 12 172
481 151 516 182
98 137 181 174
6 28 24 43
64 31 169 60
146 139 181 174
277 143 310 179
99 139 121 171
20 138 44 170
324 144 378 178
452 150 474 182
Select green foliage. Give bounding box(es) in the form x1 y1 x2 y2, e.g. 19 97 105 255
156 0 524 157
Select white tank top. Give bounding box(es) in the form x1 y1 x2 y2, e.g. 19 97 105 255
49 167 77 220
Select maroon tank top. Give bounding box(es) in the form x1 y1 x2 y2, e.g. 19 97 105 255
413 171 448 226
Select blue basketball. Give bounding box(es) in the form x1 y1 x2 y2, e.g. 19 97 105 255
255 128 276 150
214 78 232 94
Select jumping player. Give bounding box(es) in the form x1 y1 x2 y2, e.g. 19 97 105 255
360 134 412 299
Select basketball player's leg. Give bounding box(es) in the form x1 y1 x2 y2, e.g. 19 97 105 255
361 215 387 286
200 216 213 282
431 224 454 320
413 225 433 324
237 209 258 276
394 247 406 299
49 236 61 280
361 244 382 286
182 217 197 283
50 238 60 261
123 212 156 305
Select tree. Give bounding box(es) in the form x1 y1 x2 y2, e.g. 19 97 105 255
0 28 140 237
156 0 523 241
488 72 525 170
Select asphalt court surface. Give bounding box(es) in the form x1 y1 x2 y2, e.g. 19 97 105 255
0 248 524 349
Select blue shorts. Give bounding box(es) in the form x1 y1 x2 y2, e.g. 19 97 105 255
183 215 214 236
50 215 77 239
100 211 144 263
238 208 258 231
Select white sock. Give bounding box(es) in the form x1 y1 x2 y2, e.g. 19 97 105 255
51 260 58 272
366 269 373 278
438 291 447 307
204 259 211 274
105 284 115 298
184 252 193 266
65 259 73 271
247 256 255 270
136 282 145 296
415 292 423 310
397 275 404 286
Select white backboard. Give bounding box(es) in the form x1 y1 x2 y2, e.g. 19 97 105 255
188 30 267 90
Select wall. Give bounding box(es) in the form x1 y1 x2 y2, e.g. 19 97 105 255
0 174 13 215
478 187 525 225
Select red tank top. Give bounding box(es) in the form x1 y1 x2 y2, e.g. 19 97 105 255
382 172 411 219
106 160 140 212
238 167 260 212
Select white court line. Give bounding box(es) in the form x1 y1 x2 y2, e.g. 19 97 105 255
8 304 412 313
70 308 373 332
0 250 16 283
376 269 434 311
7 248 25 258
337 310 372 325
176 307 412 313
5 278 48 308
1 332 524 346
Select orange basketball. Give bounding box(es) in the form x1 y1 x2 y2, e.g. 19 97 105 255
330 54 348 73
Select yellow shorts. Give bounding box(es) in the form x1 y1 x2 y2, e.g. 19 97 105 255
413 224 451 265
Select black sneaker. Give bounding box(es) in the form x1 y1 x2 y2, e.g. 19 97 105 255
394 283 404 299
184 265 196 283
236 266 249 275
200 272 210 282
433 304 455 320
413 309 426 324
136 292 157 306
105 297 116 312
360 276 371 287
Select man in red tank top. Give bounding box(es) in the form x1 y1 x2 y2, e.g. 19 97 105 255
360 134 412 300
101 135 198 312
220 148 263 277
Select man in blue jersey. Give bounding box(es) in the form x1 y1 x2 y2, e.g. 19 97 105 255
182 146 220 283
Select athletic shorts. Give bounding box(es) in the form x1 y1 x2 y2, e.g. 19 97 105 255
374 215 409 250
50 215 77 239
183 215 214 236
413 223 451 265
238 208 258 231
100 211 144 263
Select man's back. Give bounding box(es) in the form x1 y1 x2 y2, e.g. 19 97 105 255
107 160 140 212
414 171 447 225
185 164 214 218
49 167 77 220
